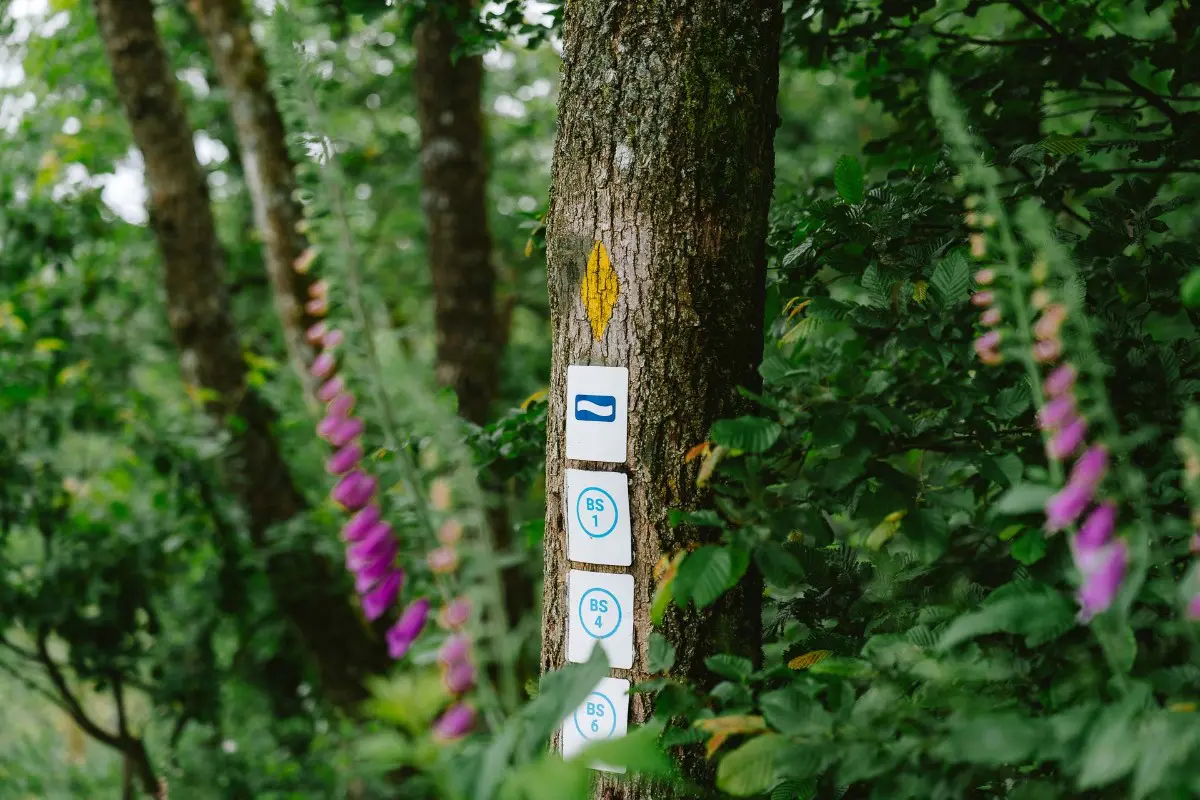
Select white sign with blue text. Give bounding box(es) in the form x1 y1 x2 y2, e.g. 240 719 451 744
566 469 632 566
565 365 628 463
560 676 630 773
567 570 634 669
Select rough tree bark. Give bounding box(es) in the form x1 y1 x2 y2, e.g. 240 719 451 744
414 1 532 623
187 0 320 397
539 2 782 797
94 0 387 713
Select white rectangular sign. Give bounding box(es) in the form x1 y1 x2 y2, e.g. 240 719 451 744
566 469 632 566
565 365 628 463
561 676 630 773
567 570 634 669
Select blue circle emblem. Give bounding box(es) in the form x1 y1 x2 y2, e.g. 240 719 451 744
577 588 622 639
574 691 618 740
576 486 618 539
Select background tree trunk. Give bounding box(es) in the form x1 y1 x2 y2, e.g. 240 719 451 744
93 0 386 714
539 2 782 796
414 1 532 624
187 0 320 399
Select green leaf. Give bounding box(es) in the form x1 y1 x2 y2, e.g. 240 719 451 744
861 264 888 308
993 483 1054 515
930 252 970 306
1010 530 1048 564
498 754 590 800
834 155 865 204
705 653 753 681
938 582 1075 650
519 646 609 759
581 721 674 777
938 713 1039 765
1077 704 1139 789
1181 268 1200 308
674 545 734 609
772 779 817 800
717 734 792 796
711 416 782 453
648 632 676 673
760 687 832 738
755 542 804 588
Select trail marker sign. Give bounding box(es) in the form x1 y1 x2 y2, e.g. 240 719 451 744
560 676 630 773
566 469 631 566
567 570 634 669
565 365 628 463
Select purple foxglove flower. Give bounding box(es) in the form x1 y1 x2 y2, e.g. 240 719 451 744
970 291 994 308
432 703 476 741
328 417 364 448
332 471 376 510
1187 593 1200 621
343 504 381 542
328 392 356 418
442 660 476 695
354 559 397 594
317 415 340 441
1033 304 1067 340
980 307 1002 326
974 331 1001 354
347 521 396 568
327 442 363 475
1043 364 1076 398
979 348 1003 366
323 329 345 349
974 268 996 285
1078 540 1127 621
1046 481 1093 532
1068 445 1108 492
438 519 463 546
305 322 327 345
439 597 470 629
361 571 402 621
309 278 329 299
1038 397 1075 431
387 598 431 659
306 297 328 317
1076 502 1116 549
427 546 459 574
1191 533 1200 555
1047 416 1087 460
438 634 470 666
1033 338 1063 363
317 376 345 403
311 352 337 380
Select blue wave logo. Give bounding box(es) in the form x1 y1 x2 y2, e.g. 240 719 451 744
574 394 616 422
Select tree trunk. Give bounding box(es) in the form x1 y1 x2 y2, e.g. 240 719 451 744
187 0 319 399
93 0 387 713
539 2 782 797
414 2 532 624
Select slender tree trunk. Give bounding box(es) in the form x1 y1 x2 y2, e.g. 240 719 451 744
93 0 387 712
414 2 532 624
187 0 319 399
539 2 782 797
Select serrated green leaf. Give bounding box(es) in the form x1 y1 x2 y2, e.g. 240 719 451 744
711 416 782 453
930 252 970 306
1010 530 1048 564
993 483 1054 515
648 632 676 673
705 653 753 681
674 545 734 609
580 722 674 777
834 155 865 204
717 734 792 796
938 582 1075 650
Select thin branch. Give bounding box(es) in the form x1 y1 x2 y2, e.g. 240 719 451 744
1007 1 1184 127
113 673 130 739
0 657 72 715
36 632 121 749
